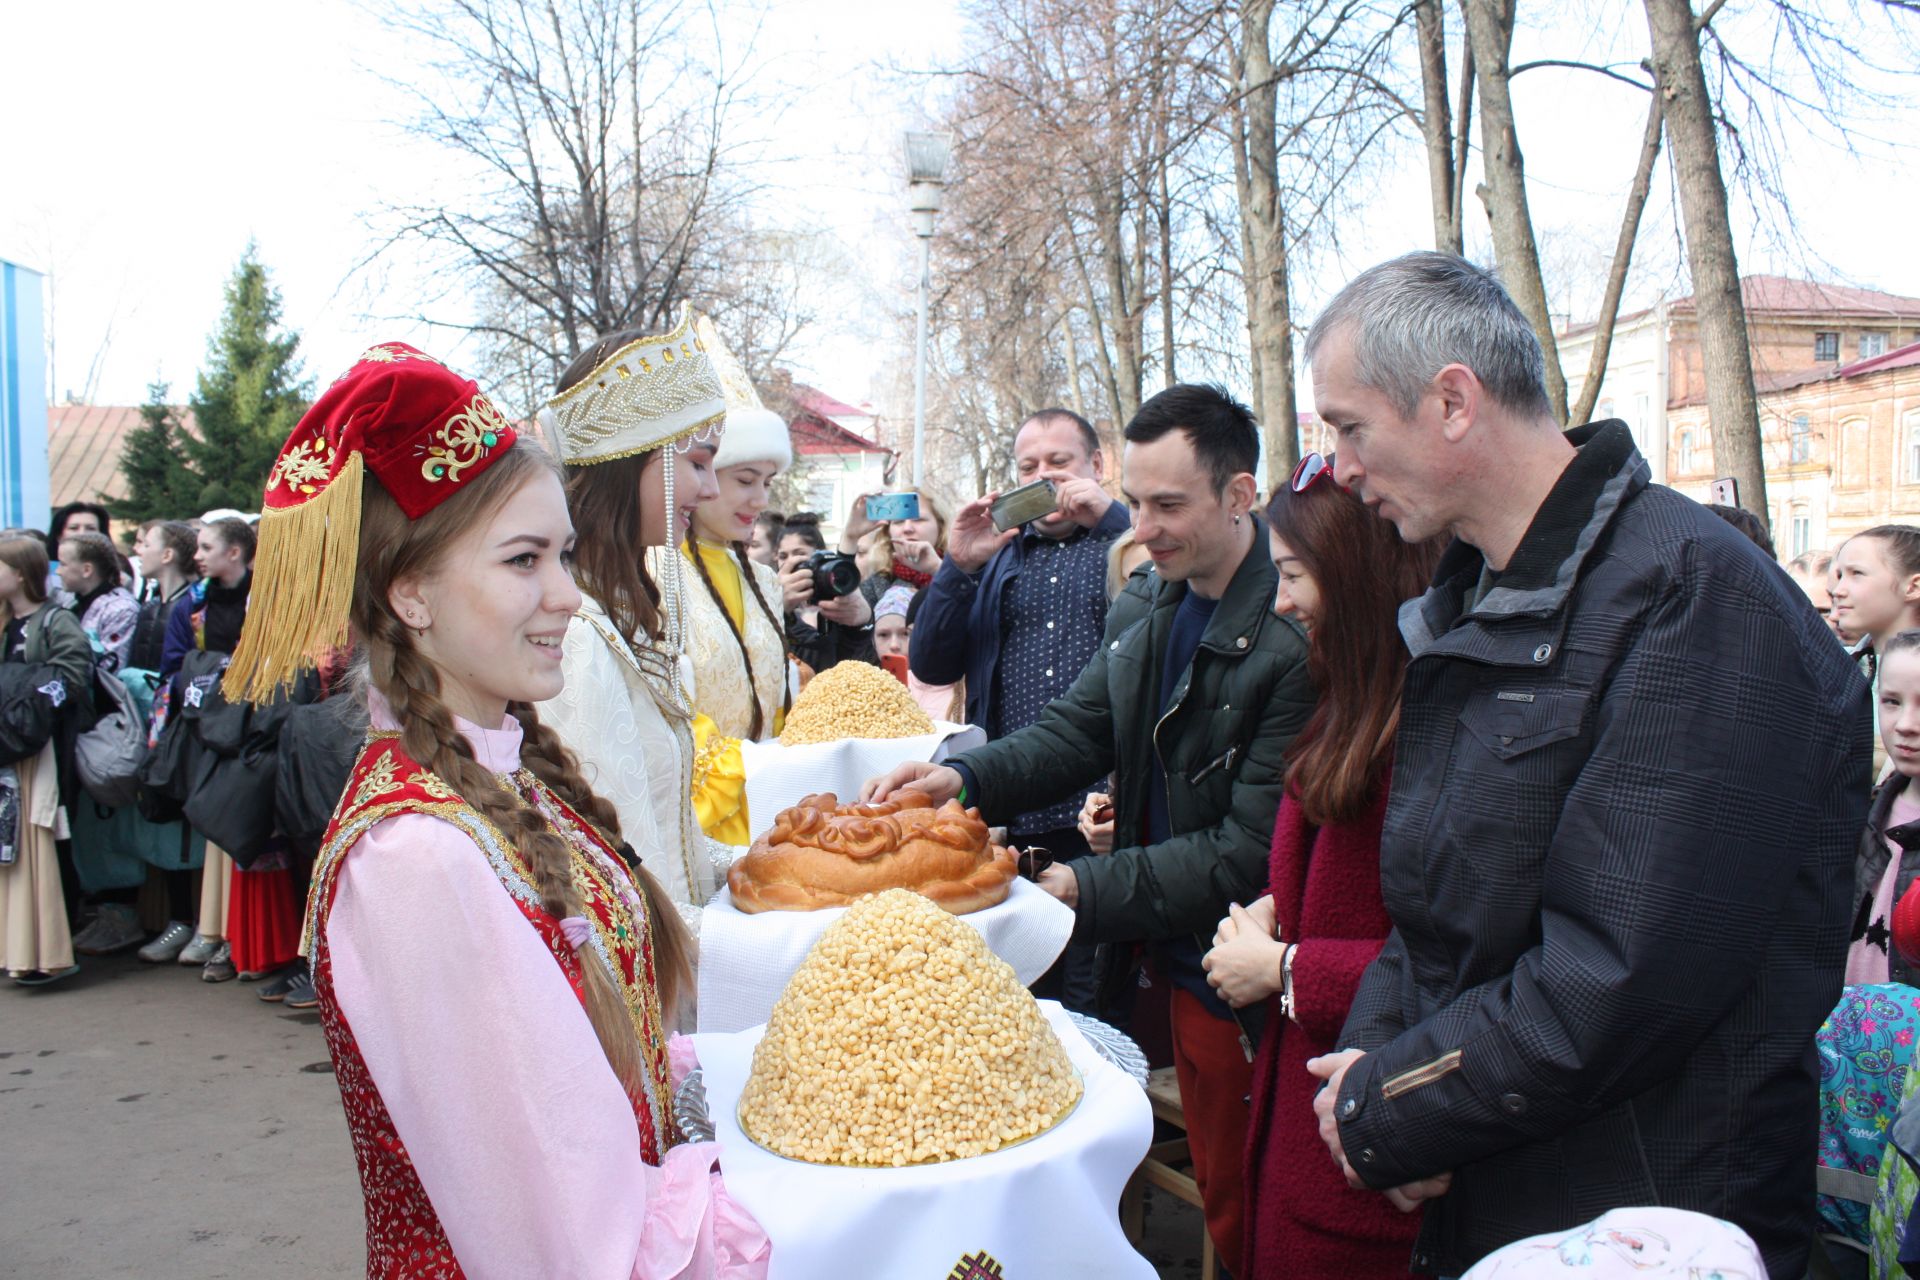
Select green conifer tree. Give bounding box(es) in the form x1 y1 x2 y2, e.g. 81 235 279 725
183 246 312 511
114 381 202 521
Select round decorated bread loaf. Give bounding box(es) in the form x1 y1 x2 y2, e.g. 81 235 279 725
727 791 1017 915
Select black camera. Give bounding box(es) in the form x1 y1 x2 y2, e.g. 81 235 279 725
807 550 861 602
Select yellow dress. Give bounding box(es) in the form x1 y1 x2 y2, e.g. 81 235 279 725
680 541 789 845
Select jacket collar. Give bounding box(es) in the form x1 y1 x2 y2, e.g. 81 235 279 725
1402 420 1647 657
1146 518 1279 656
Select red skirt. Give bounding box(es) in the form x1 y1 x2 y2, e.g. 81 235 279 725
227 865 302 975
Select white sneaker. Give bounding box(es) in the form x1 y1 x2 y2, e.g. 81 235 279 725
138 921 194 964
74 904 145 955
177 932 219 966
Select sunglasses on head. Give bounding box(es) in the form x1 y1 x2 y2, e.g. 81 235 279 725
1290 452 1339 493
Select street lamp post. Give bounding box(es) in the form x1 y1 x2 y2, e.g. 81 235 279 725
905 131 952 490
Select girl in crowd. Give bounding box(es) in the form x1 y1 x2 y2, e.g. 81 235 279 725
158 517 261 981
1848 629 1920 987
1202 454 1444 1279
222 344 767 1278
1832 525 1920 670
0 531 94 985
681 332 794 744
873 584 963 723
839 490 950 607
129 520 199 674
57 531 138 672
539 308 734 931
747 511 783 569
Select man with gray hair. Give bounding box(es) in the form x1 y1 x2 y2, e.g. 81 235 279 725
1302 252 1866 1277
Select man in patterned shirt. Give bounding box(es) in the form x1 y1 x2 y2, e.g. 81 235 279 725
910 408 1130 1014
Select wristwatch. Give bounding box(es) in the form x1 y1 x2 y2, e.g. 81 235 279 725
1278 943 1299 1022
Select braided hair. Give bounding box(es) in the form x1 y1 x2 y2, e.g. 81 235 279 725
353 442 692 1090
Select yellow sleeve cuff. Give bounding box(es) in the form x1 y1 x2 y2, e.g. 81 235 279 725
690 713 751 846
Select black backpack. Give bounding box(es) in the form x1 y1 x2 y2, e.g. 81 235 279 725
0 662 72 767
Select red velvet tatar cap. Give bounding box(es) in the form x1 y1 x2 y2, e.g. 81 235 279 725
264 342 516 519
224 343 517 702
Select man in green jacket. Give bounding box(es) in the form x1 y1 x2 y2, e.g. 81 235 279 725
864 383 1315 1273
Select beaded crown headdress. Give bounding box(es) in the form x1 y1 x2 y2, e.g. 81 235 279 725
541 304 727 466
223 343 517 704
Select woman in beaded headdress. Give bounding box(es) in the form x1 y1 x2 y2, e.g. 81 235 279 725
538 306 739 931
223 343 768 1277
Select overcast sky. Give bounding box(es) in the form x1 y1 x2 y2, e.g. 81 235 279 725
3 0 1914 418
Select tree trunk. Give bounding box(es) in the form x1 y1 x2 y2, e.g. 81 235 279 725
1228 85 1267 425
1460 0 1568 422
1415 0 1461 254
1644 0 1767 523
1063 314 1089 421
1570 91 1664 427
1239 0 1300 476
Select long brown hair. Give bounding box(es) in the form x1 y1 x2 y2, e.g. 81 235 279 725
0 532 50 618
353 442 693 1084
556 329 670 649
1265 481 1444 825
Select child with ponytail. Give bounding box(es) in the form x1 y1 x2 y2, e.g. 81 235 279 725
224 344 768 1279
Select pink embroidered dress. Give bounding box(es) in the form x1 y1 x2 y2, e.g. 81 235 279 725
307 700 769 1278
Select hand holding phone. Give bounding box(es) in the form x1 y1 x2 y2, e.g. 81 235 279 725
865 493 922 523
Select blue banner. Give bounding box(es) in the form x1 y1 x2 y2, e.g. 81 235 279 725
0 260 50 531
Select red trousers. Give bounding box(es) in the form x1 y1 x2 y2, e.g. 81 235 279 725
1170 986 1254 1277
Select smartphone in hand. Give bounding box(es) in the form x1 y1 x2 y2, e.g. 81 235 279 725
865 493 922 522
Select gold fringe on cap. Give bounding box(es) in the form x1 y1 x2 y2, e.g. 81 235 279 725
222 451 365 704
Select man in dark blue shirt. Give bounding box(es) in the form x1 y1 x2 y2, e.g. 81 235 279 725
910 409 1129 1012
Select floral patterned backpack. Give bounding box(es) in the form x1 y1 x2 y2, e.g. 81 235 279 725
1819 983 1920 1261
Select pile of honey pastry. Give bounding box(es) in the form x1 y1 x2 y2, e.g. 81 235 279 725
737 888 1081 1166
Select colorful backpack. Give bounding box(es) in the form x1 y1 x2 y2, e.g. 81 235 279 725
1819 983 1920 1257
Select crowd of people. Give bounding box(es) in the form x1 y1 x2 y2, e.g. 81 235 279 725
7 253 1919 1280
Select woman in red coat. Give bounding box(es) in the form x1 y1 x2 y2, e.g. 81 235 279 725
1203 454 1444 1278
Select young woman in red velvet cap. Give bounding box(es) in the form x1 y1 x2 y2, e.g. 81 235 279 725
1203 453 1444 1279
225 344 768 1278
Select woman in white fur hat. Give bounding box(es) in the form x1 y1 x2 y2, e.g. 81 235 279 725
679 319 795 752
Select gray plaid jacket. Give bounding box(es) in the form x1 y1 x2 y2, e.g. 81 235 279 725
1334 421 1869 1278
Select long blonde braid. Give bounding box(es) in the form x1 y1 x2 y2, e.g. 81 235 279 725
353 443 688 1100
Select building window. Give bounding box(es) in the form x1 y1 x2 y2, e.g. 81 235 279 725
1790 414 1812 463
1679 430 1696 474
1861 332 1890 359
1791 515 1812 559
1842 418 1871 488
1815 332 1840 362
1908 418 1920 484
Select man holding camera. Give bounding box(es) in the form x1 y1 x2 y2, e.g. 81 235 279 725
908 408 1131 1010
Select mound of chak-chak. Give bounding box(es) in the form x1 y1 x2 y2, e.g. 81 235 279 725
738 889 1083 1167
778 660 934 745
727 791 1017 915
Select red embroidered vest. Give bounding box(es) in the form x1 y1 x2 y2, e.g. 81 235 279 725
305 736 679 1278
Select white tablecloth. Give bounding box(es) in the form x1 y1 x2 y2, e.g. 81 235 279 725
692 1000 1155 1279
695 876 1074 1033
738 721 985 828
